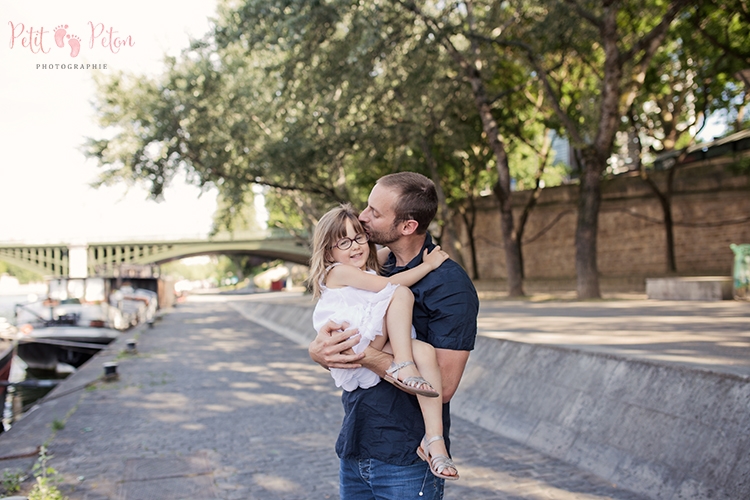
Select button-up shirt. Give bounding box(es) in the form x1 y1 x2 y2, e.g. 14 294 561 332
336 233 479 464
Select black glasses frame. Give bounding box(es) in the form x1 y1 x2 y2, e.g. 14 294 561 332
333 232 370 250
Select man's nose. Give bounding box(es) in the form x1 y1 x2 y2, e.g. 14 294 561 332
359 209 370 223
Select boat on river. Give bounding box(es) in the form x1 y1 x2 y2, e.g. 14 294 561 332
16 324 119 371
12 276 158 372
0 319 18 409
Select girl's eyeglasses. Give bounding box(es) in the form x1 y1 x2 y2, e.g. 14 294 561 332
333 233 369 250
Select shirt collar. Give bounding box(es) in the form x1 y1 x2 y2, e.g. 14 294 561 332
384 233 435 274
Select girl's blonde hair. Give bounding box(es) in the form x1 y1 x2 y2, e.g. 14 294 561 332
309 203 380 298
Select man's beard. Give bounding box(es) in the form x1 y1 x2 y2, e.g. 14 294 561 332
363 223 400 246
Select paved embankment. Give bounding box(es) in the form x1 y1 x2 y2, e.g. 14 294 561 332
0 294 647 500
228 293 750 500
0 292 747 499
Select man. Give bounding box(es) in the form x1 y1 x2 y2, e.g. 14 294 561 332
309 172 479 499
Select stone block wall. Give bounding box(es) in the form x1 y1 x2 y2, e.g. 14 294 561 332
458 160 750 287
452 337 750 500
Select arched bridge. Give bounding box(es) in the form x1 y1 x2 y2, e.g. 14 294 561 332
0 231 311 278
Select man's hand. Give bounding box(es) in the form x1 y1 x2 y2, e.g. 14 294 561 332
308 320 364 369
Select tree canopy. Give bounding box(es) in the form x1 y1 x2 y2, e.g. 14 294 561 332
85 0 749 297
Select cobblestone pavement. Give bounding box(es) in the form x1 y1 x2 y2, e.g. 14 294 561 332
20 296 645 499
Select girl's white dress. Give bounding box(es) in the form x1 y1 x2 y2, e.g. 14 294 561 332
312 264 415 391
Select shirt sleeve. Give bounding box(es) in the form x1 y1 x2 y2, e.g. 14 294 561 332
418 265 478 351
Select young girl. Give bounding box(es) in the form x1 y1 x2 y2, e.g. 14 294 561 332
310 203 459 480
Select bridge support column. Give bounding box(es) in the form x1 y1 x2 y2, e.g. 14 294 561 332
69 244 88 278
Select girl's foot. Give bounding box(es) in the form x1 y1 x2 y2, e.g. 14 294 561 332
383 361 439 397
417 435 459 480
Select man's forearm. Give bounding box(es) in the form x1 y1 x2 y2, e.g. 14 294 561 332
360 345 394 377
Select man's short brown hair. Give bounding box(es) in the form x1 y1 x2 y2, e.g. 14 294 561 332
376 172 438 234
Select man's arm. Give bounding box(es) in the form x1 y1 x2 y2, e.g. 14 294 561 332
308 320 364 369
358 345 394 377
435 348 470 403
358 344 469 404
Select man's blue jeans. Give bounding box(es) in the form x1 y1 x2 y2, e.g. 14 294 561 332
340 458 444 499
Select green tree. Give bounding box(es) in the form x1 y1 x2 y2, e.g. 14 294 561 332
625 7 749 273
391 0 571 295
497 0 697 298
85 0 746 297
85 0 502 269
211 190 262 237
0 261 43 284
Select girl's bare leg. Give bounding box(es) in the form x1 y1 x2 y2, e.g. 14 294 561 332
382 286 433 391
412 339 457 477
378 288 457 476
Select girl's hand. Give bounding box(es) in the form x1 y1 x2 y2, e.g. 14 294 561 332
423 245 449 270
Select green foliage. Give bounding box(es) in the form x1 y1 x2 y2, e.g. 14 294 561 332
211 189 263 237
0 261 43 284
29 446 66 500
628 3 749 163
162 255 264 284
84 0 541 231
727 154 750 174
2 470 23 493
28 476 65 500
83 0 748 295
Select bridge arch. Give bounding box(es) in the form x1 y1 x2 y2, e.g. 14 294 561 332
0 232 311 278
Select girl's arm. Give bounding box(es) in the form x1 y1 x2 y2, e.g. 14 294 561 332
327 246 449 292
377 247 390 266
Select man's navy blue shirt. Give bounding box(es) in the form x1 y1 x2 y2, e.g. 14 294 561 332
335 233 479 465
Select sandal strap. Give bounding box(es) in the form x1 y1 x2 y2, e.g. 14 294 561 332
430 454 457 475
386 360 415 376
402 376 435 391
423 435 445 447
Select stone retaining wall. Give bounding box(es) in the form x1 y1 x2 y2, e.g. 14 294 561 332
452 337 749 500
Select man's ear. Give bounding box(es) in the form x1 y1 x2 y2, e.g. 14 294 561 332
400 220 419 236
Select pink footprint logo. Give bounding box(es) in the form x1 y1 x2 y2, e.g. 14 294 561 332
53 25 69 48
67 34 81 58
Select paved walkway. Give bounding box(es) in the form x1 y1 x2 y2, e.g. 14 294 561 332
1 292 747 499
475 298 750 378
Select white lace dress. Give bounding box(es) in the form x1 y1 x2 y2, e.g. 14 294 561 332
312 265 415 391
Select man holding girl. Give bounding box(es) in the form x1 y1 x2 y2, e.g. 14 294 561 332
309 172 479 499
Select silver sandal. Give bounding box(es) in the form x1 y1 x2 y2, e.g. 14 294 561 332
416 435 459 480
383 361 439 398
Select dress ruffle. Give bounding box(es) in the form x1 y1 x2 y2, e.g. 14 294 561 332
312 270 414 391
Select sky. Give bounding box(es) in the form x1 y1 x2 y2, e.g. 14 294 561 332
0 0 221 244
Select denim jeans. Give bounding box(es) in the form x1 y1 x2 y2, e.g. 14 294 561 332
339 458 444 500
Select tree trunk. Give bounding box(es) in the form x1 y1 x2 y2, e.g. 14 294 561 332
408 0 523 293
459 198 480 280
572 6 622 300
663 199 676 273
468 74 524 295
513 132 550 279
642 170 677 273
575 149 604 298
493 181 524 296
632 104 679 274
418 136 467 269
